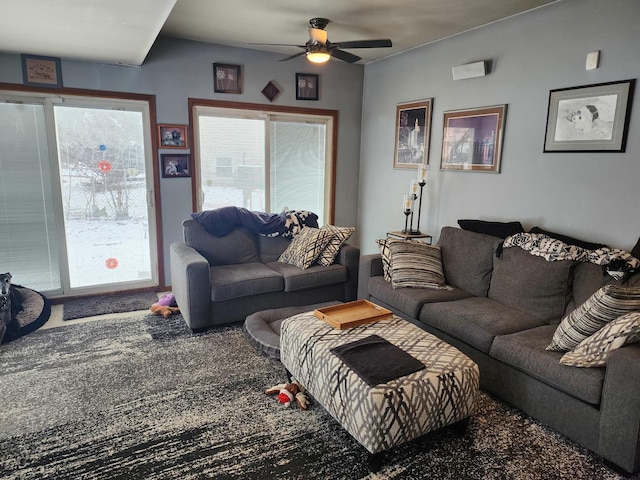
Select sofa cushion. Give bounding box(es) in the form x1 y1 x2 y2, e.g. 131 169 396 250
547 285 640 352
560 312 640 368
317 225 355 266
389 241 448 289
488 247 574 323
439 227 501 297
457 219 525 239
419 297 548 353
278 227 333 269
570 262 640 313
490 325 606 405
368 276 471 319
183 220 259 266
258 235 291 263
210 263 283 302
266 261 346 292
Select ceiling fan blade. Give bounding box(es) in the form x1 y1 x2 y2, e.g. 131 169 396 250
278 51 306 62
330 49 361 63
308 27 328 44
248 43 305 47
334 39 393 49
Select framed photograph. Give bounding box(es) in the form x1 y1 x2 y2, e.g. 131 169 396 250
21 54 62 88
441 104 506 173
296 73 319 101
544 79 635 152
214 63 241 94
161 154 190 178
394 99 433 169
158 124 188 149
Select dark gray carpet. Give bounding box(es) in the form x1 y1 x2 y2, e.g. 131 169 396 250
0 314 634 479
62 291 159 320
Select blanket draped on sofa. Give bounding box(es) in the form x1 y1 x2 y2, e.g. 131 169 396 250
191 207 318 237
498 233 639 281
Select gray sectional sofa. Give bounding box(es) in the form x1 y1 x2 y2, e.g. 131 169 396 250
358 226 640 473
170 219 359 331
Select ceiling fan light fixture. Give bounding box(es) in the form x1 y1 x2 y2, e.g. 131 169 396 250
306 50 331 63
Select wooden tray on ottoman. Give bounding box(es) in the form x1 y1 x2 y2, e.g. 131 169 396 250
313 300 393 329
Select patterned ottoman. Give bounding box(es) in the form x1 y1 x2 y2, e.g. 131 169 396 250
280 311 479 470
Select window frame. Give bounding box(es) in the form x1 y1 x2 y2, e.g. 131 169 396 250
188 98 338 224
0 82 163 295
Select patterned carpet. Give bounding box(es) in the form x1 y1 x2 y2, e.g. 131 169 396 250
0 314 634 479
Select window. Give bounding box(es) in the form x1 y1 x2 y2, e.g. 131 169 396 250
0 90 159 296
191 101 336 225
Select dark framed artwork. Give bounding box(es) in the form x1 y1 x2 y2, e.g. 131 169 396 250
21 54 62 88
441 104 506 173
262 81 280 102
296 73 319 100
544 79 635 152
161 153 191 178
158 124 188 149
393 99 433 169
214 63 241 94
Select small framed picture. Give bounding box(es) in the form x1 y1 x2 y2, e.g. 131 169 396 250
441 104 507 173
296 73 319 101
214 63 241 94
544 79 635 152
21 54 63 88
393 99 433 169
158 124 188 149
161 153 191 178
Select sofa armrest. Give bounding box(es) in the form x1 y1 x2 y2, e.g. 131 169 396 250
358 254 383 300
335 243 360 301
170 242 211 331
598 345 640 473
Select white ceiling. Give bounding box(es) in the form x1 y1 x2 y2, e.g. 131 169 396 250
1 0 560 66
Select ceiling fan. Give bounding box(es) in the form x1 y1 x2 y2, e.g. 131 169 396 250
250 18 392 64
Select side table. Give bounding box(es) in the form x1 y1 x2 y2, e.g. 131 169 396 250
387 231 432 244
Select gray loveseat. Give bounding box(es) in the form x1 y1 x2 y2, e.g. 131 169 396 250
358 226 640 473
171 219 359 331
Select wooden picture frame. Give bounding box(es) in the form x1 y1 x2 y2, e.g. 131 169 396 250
544 79 635 152
441 104 506 173
393 99 433 169
214 63 241 94
21 54 62 88
296 73 319 101
161 153 191 178
158 124 188 149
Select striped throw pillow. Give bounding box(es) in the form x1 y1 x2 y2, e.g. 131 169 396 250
388 241 449 289
560 311 640 367
547 285 640 352
278 227 334 269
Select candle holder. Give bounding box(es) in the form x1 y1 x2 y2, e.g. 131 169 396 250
402 194 413 233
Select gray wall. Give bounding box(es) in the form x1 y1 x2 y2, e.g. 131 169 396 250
358 0 640 254
0 36 365 286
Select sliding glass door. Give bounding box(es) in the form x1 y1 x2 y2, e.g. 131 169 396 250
0 92 158 295
193 105 333 225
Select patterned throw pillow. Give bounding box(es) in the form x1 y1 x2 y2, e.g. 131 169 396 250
560 312 640 367
375 238 392 282
547 285 640 352
278 227 333 269
316 225 355 266
388 241 449 290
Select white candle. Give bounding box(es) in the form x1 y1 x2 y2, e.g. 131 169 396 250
403 194 412 211
418 164 428 184
409 179 419 197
